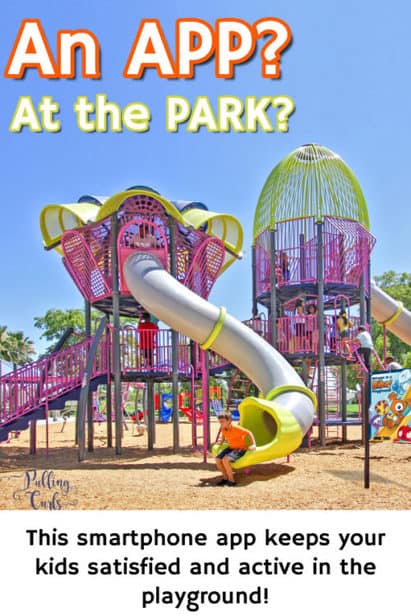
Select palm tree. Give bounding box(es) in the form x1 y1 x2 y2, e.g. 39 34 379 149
6 331 36 367
0 325 14 364
0 327 36 369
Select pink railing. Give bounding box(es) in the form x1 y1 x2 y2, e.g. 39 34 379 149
208 317 272 371
255 218 376 296
323 217 376 286
0 336 108 428
277 315 363 355
277 315 318 353
1 325 194 431
242 317 271 341
118 327 191 376
323 233 365 286
209 314 370 369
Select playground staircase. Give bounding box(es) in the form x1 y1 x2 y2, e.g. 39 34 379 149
0 335 108 443
310 363 341 437
352 346 384 373
309 360 368 442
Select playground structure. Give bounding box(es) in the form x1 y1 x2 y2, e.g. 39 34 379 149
1 145 410 462
251 144 377 443
250 144 411 444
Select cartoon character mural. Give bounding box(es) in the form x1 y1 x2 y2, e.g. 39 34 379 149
370 399 388 435
369 369 411 442
390 369 411 397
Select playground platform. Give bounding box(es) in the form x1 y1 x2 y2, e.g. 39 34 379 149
1 314 365 444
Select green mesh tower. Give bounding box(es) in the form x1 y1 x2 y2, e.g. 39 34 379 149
253 143 370 240
252 144 375 446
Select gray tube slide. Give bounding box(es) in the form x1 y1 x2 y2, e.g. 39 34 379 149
124 253 315 435
371 281 411 346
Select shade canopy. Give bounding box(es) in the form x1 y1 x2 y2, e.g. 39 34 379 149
40 188 243 272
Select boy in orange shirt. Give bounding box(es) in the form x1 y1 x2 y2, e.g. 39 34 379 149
215 412 256 486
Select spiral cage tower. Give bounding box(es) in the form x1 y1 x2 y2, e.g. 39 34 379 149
252 144 376 443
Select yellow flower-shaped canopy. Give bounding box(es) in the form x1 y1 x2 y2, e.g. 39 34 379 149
40 188 243 274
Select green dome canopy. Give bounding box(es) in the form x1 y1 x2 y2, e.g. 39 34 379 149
253 144 369 241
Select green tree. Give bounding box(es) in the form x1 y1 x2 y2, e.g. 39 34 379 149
34 307 136 353
34 308 89 345
345 270 410 387
33 308 109 353
374 271 411 306
372 271 411 368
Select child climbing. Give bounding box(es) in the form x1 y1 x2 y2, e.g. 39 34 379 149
355 325 374 371
337 310 353 357
214 412 256 486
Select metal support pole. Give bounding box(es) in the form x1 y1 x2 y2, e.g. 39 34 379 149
366 259 372 325
363 372 371 488
205 350 211 451
201 349 210 461
299 232 306 281
111 213 122 455
252 245 258 317
45 368 49 458
301 359 308 385
172 342 179 452
78 317 108 461
269 229 277 347
75 400 79 446
169 218 180 452
191 365 197 448
359 272 366 326
106 380 113 448
29 420 37 455
341 363 347 443
383 325 387 365
143 384 148 426
363 259 371 488
147 379 155 450
85 300 94 452
300 359 310 449
189 340 197 376
106 318 113 448
316 222 326 445
13 367 18 421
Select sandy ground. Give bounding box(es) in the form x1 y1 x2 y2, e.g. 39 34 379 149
0 419 410 510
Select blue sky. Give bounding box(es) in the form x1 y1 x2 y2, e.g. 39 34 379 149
1 0 410 356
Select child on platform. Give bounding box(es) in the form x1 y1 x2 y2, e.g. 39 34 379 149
137 312 159 368
215 412 256 487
